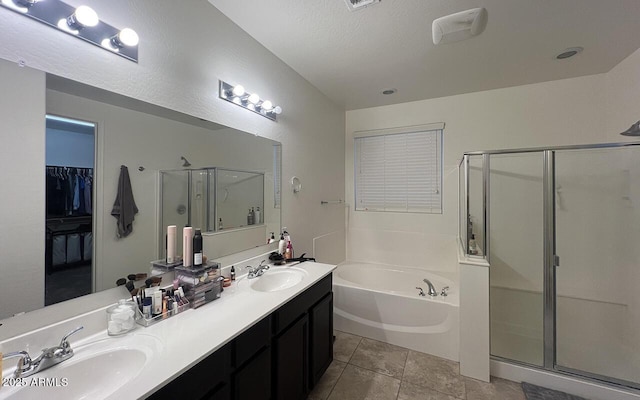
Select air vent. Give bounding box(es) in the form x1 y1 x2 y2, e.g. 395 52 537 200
344 0 381 12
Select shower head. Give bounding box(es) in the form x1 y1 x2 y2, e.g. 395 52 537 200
181 156 192 167
620 121 640 136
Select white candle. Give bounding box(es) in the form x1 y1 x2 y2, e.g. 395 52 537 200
183 227 193 267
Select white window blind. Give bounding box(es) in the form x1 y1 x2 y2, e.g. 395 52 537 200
273 144 281 208
354 127 442 214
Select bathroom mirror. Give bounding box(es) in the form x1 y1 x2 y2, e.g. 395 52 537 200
0 62 281 319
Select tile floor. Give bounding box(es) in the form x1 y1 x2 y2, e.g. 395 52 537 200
308 330 526 400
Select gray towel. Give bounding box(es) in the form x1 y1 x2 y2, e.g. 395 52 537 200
111 165 138 238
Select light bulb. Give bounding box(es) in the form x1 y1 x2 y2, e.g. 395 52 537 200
101 38 119 52
262 100 273 111
247 103 256 111
232 85 245 97
73 5 99 27
248 93 260 104
117 28 139 46
274 106 282 115
233 97 242 105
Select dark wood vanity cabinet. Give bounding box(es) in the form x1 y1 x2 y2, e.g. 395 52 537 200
147 273 333 400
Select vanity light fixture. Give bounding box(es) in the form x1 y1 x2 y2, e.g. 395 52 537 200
219 80 282 121
0 0 139 62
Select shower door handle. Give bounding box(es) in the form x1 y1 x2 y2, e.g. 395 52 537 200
554 255 560 267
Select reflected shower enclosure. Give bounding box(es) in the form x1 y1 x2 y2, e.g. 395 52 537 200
459 142 640 390
159 168 265 256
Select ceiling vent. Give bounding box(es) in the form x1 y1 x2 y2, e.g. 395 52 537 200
344 0 381 12
432 8 488 45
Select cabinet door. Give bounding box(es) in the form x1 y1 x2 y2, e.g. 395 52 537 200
309 292 333 389
148 343 230 400
274 314 309 400
233 346 271 400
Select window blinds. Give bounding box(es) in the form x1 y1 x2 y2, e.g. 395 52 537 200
354 128 442 214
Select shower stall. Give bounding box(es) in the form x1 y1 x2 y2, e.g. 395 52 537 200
159 168 265 257
459 142 640 390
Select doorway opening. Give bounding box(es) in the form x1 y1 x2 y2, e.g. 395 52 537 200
45 114 96 306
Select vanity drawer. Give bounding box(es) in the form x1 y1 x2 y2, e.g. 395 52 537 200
232 316 271 368
273 274 332 334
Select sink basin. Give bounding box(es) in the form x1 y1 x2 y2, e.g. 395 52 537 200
250 268 307 292
0 333 163 400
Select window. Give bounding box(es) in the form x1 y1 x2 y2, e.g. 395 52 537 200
354 124 443 213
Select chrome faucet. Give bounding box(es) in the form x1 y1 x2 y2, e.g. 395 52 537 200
2 326 83 378
246 260 269 279
423 279 438 297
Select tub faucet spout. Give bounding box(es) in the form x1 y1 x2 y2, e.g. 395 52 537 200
423 279 438 297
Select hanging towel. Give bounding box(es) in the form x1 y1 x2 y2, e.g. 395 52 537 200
111 165 139 238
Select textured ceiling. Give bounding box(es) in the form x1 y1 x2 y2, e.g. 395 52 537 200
208 0 640 110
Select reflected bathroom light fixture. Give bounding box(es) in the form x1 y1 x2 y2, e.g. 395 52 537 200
620 121 640 137
0 0 139 62
219 80 282 121
1 0 37 13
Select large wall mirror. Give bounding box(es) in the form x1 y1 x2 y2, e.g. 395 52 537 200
0 62 281 319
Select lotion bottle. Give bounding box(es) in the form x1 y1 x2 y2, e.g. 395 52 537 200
254 206 261 224
268 232 276 244
278 233 286 255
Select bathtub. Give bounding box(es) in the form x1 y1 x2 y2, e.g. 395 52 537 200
333 262 459 361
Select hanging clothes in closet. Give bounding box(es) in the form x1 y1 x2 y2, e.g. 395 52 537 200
46 166 93 217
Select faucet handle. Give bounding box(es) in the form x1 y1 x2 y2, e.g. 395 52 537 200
258 260 269 270
59 326 83 352
440 286 450 297
416 287 425 297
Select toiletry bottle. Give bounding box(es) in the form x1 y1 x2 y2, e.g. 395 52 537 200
287 240 294 259
278 233 286 255
193 229 203 267
167 225 177 263
268 232 276 244
255 206 261 224
247 208 254 225
284 241 292 260
469 234 478 255
183 226 194 267
251 207 255 224
230 265 236 281
218 218 223 230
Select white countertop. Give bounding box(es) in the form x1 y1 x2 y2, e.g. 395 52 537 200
0 261 336 400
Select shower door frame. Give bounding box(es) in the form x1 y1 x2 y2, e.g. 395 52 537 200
463 140 640 390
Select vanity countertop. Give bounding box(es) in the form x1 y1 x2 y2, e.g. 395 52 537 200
114 261 335 399
0 261 335 400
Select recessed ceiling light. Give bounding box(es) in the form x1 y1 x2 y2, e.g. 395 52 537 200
556 47 583 60
382 88 397 95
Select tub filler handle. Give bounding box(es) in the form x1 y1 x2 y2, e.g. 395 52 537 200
441 286 450 297
416 287 426 297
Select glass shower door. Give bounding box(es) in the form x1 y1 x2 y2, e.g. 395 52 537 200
489 152 545 366
554 147 640 387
